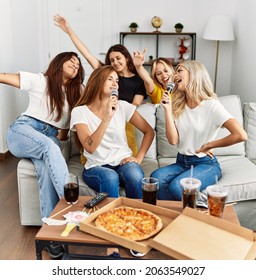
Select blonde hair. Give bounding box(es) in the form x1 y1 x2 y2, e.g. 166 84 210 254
151 57 175 89
172 60 217 118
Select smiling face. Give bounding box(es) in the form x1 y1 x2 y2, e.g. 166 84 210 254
108 51 127 73
174 64 190 91
103 70 119 96
155 62 173 88
62 55 80 81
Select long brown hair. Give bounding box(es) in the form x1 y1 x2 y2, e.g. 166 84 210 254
76 65 116 107
44 52 84 121
105 44 137 74
74 65 116 150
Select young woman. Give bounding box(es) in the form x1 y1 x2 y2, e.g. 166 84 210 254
70 65 154 198
133 48 175 104
54 14 147 159
54 14 147 106
150 60 247 200
0 52 84 259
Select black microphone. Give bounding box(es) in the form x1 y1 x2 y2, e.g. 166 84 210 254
162 81 174 104
111 89 119 110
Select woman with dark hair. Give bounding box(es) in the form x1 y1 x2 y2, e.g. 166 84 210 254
133 48 175 104
0 51 84 259
54 14 147 106
71 65 154 197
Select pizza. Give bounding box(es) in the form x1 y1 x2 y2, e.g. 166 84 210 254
95 206 162 241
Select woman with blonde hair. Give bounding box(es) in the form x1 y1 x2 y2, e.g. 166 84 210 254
133 49 175 103
151 60 247 200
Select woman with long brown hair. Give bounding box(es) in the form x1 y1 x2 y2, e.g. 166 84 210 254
71 65 154 198
54 14 147 106
0 51 84 259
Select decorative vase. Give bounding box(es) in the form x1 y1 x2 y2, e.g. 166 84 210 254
175 28 183 33
130 28 137 33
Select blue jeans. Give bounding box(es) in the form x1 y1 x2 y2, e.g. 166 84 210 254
82 162 144 198
6 115 69 218
150 153 222 200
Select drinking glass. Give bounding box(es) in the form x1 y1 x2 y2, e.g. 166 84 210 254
142 177 159 205
64 173 79 205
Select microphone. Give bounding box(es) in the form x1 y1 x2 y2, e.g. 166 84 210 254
111 89 119 110
162 81 174 104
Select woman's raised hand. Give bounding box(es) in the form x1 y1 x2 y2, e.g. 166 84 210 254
53 14 70 33
133 48 147 68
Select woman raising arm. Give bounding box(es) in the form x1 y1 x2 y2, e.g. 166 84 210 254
54 14 147 106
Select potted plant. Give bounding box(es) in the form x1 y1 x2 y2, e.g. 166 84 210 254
149 55 154 63
129 22 139 33
174 22 184 33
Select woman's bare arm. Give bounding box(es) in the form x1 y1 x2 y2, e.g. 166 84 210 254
54 14 101 70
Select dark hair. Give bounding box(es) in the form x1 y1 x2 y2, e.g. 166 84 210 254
44 51 85 121
76 65 116 106
105 44 137 74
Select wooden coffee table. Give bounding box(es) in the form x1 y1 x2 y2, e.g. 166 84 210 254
35 196 240 260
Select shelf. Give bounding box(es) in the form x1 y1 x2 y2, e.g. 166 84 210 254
120 32 196 62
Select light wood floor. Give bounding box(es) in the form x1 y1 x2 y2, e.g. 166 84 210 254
0 156 39 259
0 155 170 260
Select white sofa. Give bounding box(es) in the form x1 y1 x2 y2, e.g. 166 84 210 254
17 95 256 226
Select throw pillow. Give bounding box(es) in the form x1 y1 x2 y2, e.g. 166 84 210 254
126 122 138 156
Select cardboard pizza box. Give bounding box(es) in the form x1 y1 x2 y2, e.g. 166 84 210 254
79 197 180 254
149 207 256 260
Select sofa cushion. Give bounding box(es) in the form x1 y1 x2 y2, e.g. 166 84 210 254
69 131 80 157
155 105 178 158
140 158 159 177
243 102 256 164
203 155 256 203
214 95 245 156
135 103 157 159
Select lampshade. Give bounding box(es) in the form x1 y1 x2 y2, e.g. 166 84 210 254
203 15 234 41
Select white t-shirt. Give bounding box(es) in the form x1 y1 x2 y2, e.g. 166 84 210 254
20 71 70 129
70 101 136 169
174 98 233 157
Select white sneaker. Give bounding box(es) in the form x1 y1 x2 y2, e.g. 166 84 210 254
130 249 146 257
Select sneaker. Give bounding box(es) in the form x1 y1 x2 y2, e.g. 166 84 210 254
108 251 121 258
130 249 146 257
44 243 65 259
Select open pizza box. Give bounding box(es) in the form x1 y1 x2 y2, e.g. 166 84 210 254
149 207 256 260
79 197 180 254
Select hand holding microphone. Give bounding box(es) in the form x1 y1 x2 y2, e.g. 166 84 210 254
111 89 119 111
162 81 174 104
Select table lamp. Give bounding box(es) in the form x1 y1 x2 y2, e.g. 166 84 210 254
203 15 235 91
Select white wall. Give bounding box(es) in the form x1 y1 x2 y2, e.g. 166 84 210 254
231 0 256 104
0 0 16 152
0 0 45 152
0 0 253 153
